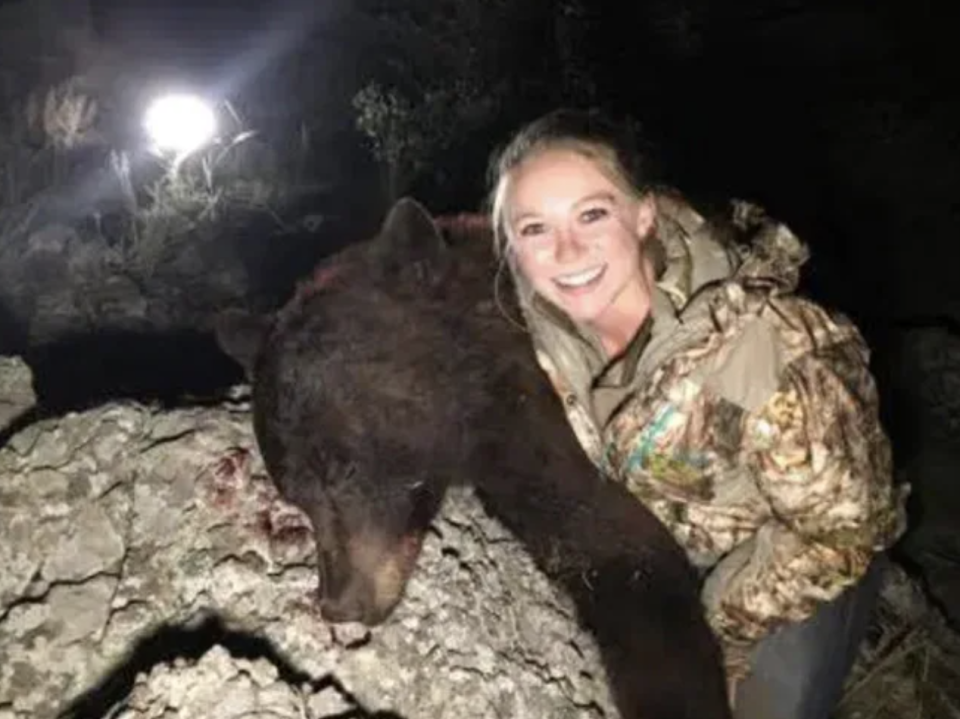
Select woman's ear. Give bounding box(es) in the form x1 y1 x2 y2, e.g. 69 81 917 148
635 194 658 241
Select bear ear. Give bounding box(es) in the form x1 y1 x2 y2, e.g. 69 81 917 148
213 308 273 378
373 197 449 288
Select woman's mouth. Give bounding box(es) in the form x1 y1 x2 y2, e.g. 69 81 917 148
553 264 606 293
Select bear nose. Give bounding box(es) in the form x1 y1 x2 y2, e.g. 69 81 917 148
318 594 365 624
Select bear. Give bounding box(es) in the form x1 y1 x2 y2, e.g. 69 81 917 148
214 197 731 719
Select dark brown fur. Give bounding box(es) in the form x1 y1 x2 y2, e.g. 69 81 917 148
215 198 731 719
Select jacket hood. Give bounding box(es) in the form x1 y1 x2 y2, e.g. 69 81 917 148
652 193 811 317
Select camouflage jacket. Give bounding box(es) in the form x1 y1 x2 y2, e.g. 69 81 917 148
518 193 909 665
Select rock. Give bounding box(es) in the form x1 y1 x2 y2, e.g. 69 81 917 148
0 362 614 718
0 356 35 432
113 645 354 719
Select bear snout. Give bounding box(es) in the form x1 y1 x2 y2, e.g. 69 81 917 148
317 531 424 626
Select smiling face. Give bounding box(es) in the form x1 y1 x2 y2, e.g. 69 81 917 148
504 147 656 352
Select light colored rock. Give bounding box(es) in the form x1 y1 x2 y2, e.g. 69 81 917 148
0 374 614 718
113 645 353 719
0 356 34 432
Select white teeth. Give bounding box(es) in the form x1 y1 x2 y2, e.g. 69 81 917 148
555 265 604 288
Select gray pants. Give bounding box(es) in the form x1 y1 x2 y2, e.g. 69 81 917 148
733 556 886 719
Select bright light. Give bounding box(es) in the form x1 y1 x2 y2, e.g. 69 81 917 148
143 93 217 155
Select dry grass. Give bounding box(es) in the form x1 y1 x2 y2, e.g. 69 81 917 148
110 124 282 273
836 564 960 719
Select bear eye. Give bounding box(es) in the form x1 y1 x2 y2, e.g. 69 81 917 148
341 460 359 483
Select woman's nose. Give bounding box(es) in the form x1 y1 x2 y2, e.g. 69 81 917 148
554 228 587 264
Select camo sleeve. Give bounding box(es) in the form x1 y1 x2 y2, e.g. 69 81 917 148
701 308 907 672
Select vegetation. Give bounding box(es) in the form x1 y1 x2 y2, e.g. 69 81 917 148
350 0 599 204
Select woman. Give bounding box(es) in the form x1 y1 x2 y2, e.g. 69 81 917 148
486 108 909 718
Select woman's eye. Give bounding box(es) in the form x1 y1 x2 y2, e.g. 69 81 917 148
519 222 547 237
581 207 609 223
